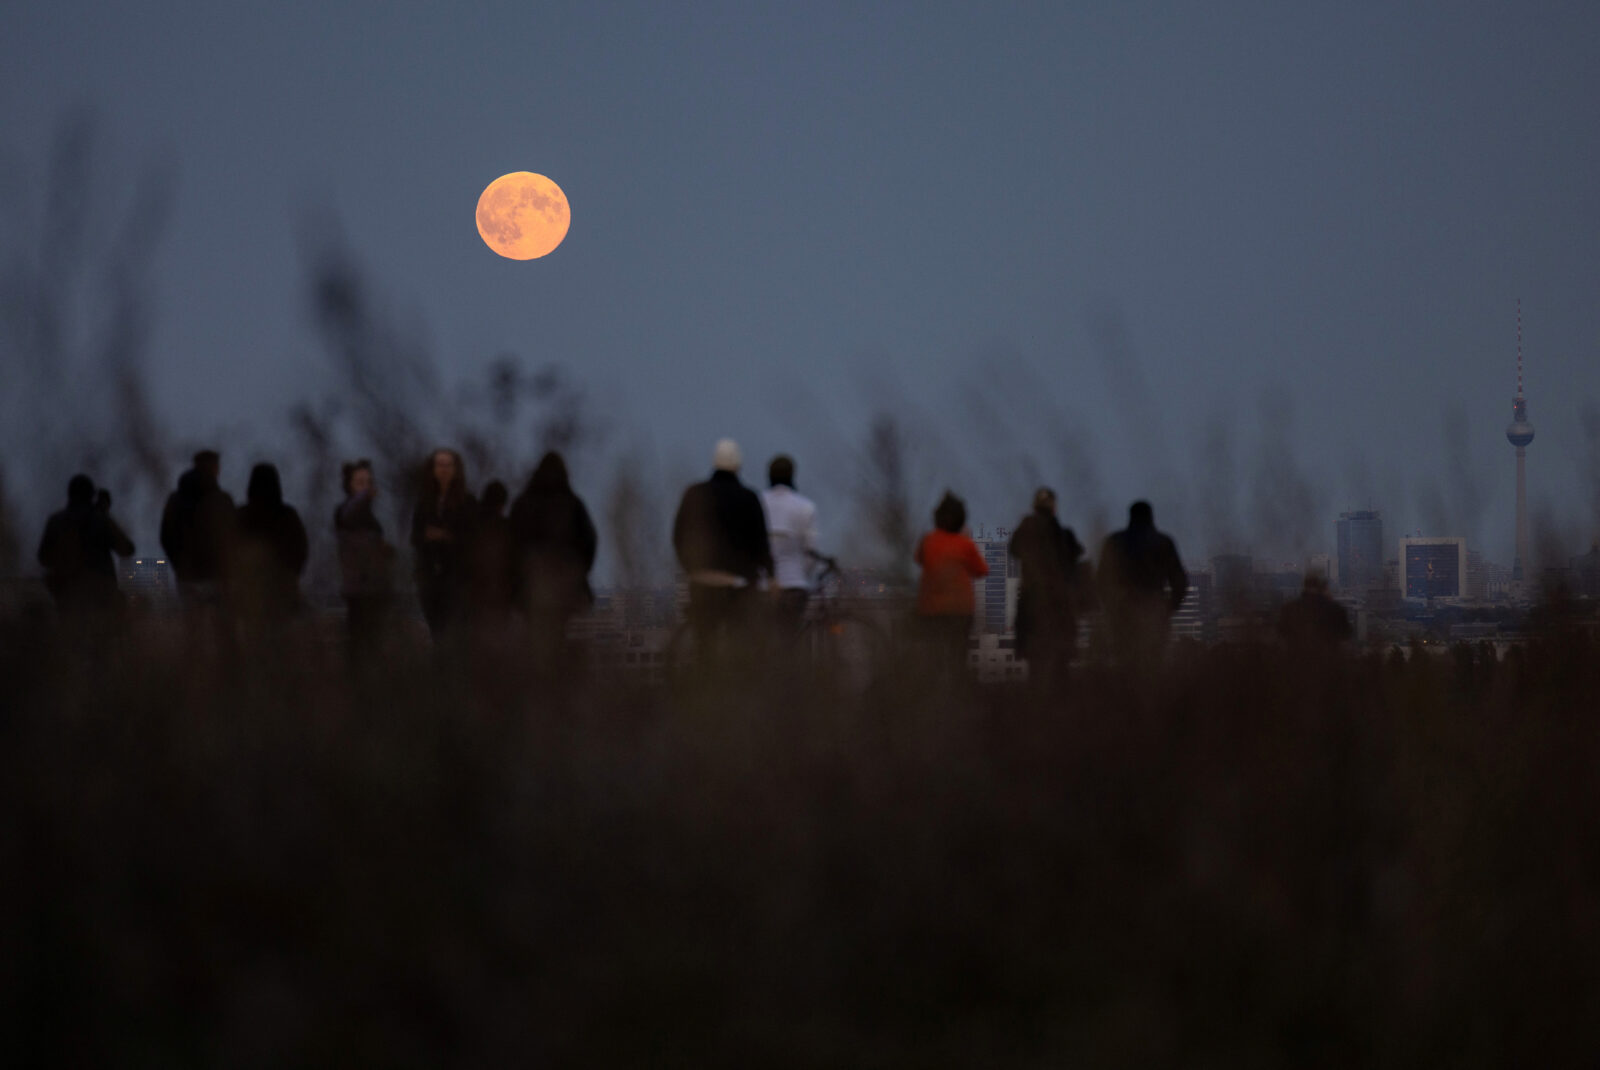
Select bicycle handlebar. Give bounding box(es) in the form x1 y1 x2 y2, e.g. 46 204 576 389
807 550 840 574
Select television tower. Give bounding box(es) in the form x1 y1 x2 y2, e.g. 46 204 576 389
1505 299 1535 581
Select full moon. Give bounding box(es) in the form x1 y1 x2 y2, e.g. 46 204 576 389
475 172 570 260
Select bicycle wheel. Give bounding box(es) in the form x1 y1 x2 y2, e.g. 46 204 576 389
798 613 886 693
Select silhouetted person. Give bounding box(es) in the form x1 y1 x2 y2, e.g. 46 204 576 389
1010 487 1085 691
160 450 237 612
232 463 309 620
1277 574 1352 651
410 448 477 642
38 474 134 613
1097 500 1188 667
760 454 819 633
915 491 988 677
673 439 773 656
509 452 597 668
471 479 515 627
334 460 395 659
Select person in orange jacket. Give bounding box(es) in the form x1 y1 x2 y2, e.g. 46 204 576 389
914 491 989 675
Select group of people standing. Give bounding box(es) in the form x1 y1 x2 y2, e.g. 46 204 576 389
403 447 600 663
671 439 819 652
400 447 597 648
325 446 602 658
35 475 136 615
158 450 310 624
910 487 1190 683
667 436 1194 679
38 435 1197 679
36 446 600 661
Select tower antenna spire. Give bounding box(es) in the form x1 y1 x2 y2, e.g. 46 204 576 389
1506 298 1535 585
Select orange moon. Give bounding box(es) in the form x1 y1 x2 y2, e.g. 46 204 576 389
475 172 570 259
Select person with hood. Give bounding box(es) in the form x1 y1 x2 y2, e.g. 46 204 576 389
672 438 773 652
508 452 597 664
232 462 309 620
914 491 988 675
159 449 237 611
1009 487 1086 691
1096 500 1188 667
38 474 135 613
334 459 395 658
410 447 477 641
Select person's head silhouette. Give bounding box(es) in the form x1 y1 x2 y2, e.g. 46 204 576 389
247 463 284 507
528 451 570 493
1128 501 1154 529
426 448 466 500
481 479 508 515
342 459 375 498
769 455 795 489
67 474 95 506
713 439 742 474
934 492 966 534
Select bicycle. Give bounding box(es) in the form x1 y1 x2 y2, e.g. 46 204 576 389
661 554 888 692
789 553 888 692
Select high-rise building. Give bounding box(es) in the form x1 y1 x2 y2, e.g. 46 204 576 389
1399 537 1468 601
1335 510 1384 593
1170 569 1211 642
1506 301 1536 582
1465 551 1512 602
973 532 1019 634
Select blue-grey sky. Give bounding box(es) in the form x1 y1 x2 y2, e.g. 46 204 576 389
5 1 1599 572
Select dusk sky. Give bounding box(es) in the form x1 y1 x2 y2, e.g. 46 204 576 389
5 1 1599 573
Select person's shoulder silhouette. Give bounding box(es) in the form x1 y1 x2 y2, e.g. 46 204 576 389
162 450 236 583
38 474 132 608
238 463 307 575
509 452 599 618
673 439 770 583
1279 576 1351 649
1099 500 1187 611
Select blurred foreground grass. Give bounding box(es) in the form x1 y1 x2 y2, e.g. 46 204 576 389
2 617 1598 1067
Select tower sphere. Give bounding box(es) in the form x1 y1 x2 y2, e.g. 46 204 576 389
1506 395 1534 448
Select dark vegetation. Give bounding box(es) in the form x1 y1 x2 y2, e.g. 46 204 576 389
3 621 1599 1067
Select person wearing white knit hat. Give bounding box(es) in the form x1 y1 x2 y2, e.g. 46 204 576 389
712 437 741 473
672 438 773 655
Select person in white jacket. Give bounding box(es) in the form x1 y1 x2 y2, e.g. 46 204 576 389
760 454 819 631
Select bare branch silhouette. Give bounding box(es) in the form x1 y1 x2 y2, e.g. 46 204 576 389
0 110 176 549
852 412 915 585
